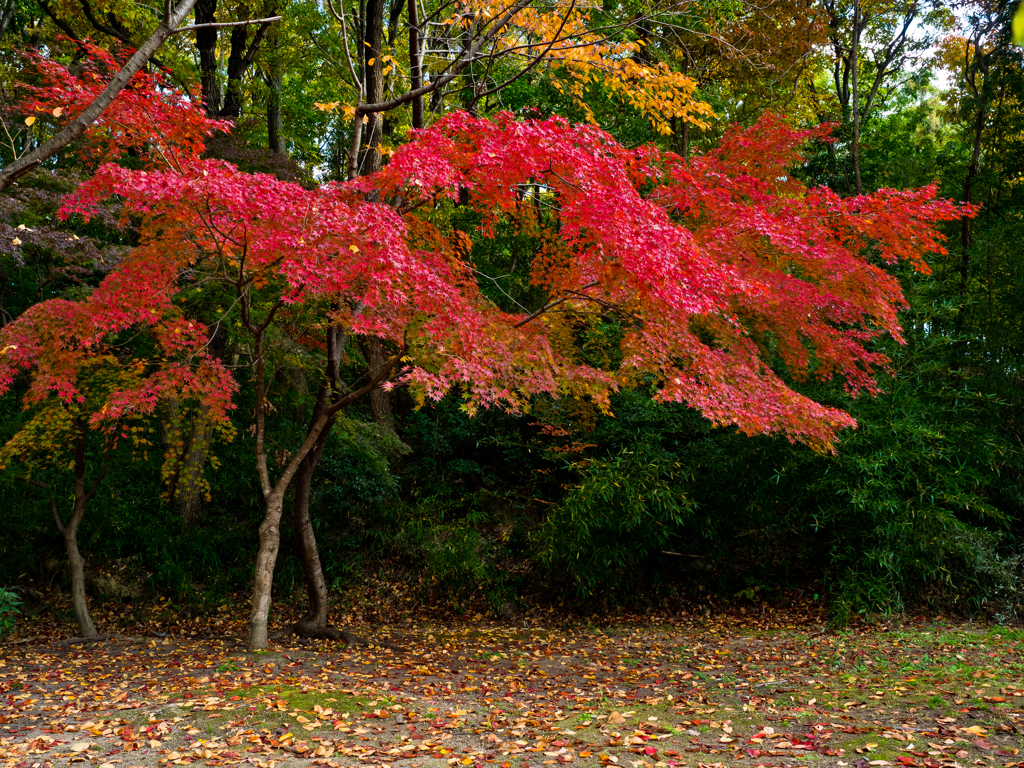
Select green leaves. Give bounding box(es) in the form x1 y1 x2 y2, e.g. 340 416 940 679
0 586 20 638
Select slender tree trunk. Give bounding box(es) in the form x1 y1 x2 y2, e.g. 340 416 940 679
291 325 345 633
63 507 96 637
267 27 286 154
292 438 330 627
41 431 106 638
851 0 863 195
362 0 385 173
960 102 986 288
0 0 17 39
408 0 423 129
67 432 97 637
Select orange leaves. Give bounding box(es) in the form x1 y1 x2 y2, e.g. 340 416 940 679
479 2 715 135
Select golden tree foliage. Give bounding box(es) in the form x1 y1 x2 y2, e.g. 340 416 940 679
506 5 715 133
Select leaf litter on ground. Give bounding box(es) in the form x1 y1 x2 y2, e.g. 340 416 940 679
2 610 1023 768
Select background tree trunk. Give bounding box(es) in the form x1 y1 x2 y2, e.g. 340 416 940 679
851 0 863 195
408 0 423 129
266 26 286 154
195 0 222 116
362 0 385 174
366 337 394 430
163 400 215 525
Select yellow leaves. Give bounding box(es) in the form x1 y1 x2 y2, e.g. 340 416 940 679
52 107 64 117
494 4 714 134
314 101 340 112
1015 2 1024 44
24 116 35 126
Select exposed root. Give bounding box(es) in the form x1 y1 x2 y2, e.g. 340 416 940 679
57 633 113 646
289 620 399 651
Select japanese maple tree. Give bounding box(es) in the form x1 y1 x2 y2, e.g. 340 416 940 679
0 283 234 637
58 102 967 647
0 48 235 638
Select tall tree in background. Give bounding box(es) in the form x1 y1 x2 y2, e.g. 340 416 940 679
815 0 935 191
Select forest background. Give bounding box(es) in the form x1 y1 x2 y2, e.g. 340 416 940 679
0 0 1022 645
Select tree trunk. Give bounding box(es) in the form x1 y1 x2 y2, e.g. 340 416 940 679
0 0 17 39
195 0 222 116
850 0 863 195
362 0 385 174
366 337 394 429
247 491 284 650
163 400 215 524
408 0 423 129
43 431 106 638
221 23 251 119
960 95 987 287
63 510 97 637
267 26 286 154
291 325 345 634
292 441 330 627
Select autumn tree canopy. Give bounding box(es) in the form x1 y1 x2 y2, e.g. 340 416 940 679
0 0 1018 638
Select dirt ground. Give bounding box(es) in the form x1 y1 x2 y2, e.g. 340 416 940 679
2 616 1023 768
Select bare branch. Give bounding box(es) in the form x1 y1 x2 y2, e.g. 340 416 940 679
173 15 282 34
515 281 600 328
356 0 534 116
470 0 576 107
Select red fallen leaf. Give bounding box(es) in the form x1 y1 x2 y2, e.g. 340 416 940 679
972 740 994 750
644 746 658 756
662 751 680 757
985 696 1006 702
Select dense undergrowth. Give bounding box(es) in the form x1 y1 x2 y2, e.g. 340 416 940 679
2 320 1021 631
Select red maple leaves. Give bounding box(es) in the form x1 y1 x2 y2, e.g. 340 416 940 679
17 40 230 172
3 52 971 450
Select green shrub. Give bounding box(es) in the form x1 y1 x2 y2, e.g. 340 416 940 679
0 587 21 639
